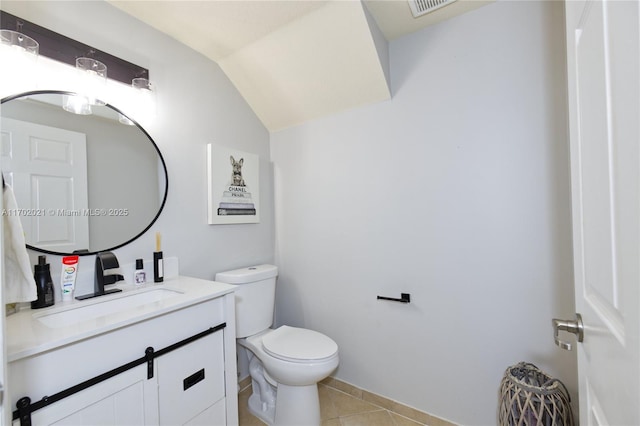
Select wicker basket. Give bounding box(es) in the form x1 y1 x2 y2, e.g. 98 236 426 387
498 362 574 426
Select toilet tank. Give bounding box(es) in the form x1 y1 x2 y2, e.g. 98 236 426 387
215 264 278 338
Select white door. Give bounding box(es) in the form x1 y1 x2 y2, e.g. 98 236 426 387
0 177 8 425
0 117 89 253
563 0 639 424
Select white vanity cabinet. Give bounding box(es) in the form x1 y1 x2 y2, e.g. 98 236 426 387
157 329 226 425
24 364 155 425
5 277 238 426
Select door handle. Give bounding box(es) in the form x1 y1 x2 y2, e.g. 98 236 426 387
552 313 584 350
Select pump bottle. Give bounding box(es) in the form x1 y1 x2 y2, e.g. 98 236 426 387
32 255 54 309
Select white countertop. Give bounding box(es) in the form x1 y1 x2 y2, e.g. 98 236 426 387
6 276 236 362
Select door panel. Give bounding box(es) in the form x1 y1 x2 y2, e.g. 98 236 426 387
18 364 158 426
0 117 89 253
0 167 7 425
565 0 639 424
157 331 225 426
575 0 622 336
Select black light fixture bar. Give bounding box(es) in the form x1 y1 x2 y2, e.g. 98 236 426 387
0 10 149 85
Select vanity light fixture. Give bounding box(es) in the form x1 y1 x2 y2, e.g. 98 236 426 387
0 29 39 93
1 11 151 106
118 113 135 126
76 57 107 106
132 77 155 113
0 29 38 54
119 77 154 125
63 57 108 115
132 77 152 91
62 94 92 115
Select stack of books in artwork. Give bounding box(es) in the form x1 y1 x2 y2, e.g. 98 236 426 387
218 185 256 216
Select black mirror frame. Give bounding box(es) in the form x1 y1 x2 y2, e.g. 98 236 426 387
1 89 169 256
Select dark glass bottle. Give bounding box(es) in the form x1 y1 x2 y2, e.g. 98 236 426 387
31 255 54 309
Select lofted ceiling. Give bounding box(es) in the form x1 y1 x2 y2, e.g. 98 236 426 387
108 0 492 131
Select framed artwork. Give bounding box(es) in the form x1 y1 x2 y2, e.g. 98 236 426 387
207 144 260 224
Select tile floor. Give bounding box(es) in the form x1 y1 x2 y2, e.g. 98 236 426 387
238 383 425 426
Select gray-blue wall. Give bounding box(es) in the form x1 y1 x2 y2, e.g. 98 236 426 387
271 1 576 424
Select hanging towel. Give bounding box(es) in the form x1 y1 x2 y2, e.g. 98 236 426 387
3 184 36 303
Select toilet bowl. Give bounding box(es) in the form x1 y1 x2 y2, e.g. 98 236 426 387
241 326 339 386
239 326 339 425
215 265 339 426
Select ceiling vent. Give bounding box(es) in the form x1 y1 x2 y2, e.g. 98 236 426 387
408 0 458 18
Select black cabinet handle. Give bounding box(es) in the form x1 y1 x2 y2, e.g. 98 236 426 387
183 369 205 391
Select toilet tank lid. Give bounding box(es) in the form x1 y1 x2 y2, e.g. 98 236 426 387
215 264 278 284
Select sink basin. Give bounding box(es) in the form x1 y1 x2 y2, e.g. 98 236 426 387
34 287 184 328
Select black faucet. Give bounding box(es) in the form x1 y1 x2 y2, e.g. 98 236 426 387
75 252 124 300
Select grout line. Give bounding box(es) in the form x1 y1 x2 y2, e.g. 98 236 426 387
318 384 426 425
321 377 455 426
239 379 452 426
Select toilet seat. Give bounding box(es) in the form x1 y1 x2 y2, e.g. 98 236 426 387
262 325 338 362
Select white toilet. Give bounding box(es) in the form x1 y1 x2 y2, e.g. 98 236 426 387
215 264 339 426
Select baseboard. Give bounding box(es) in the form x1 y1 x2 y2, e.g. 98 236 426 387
320 376 457 426
238 375 251 392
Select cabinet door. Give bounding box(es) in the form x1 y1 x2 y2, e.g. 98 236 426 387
184 398 226 426
157 331 225 425
18 364 158 426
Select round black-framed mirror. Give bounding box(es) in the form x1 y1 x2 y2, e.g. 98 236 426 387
1 90 168 256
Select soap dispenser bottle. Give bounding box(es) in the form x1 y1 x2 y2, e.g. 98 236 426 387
134 258 146 286
32 255 54 309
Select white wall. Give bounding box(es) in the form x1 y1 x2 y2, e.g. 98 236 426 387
2 1 274 294
270 1 576 424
